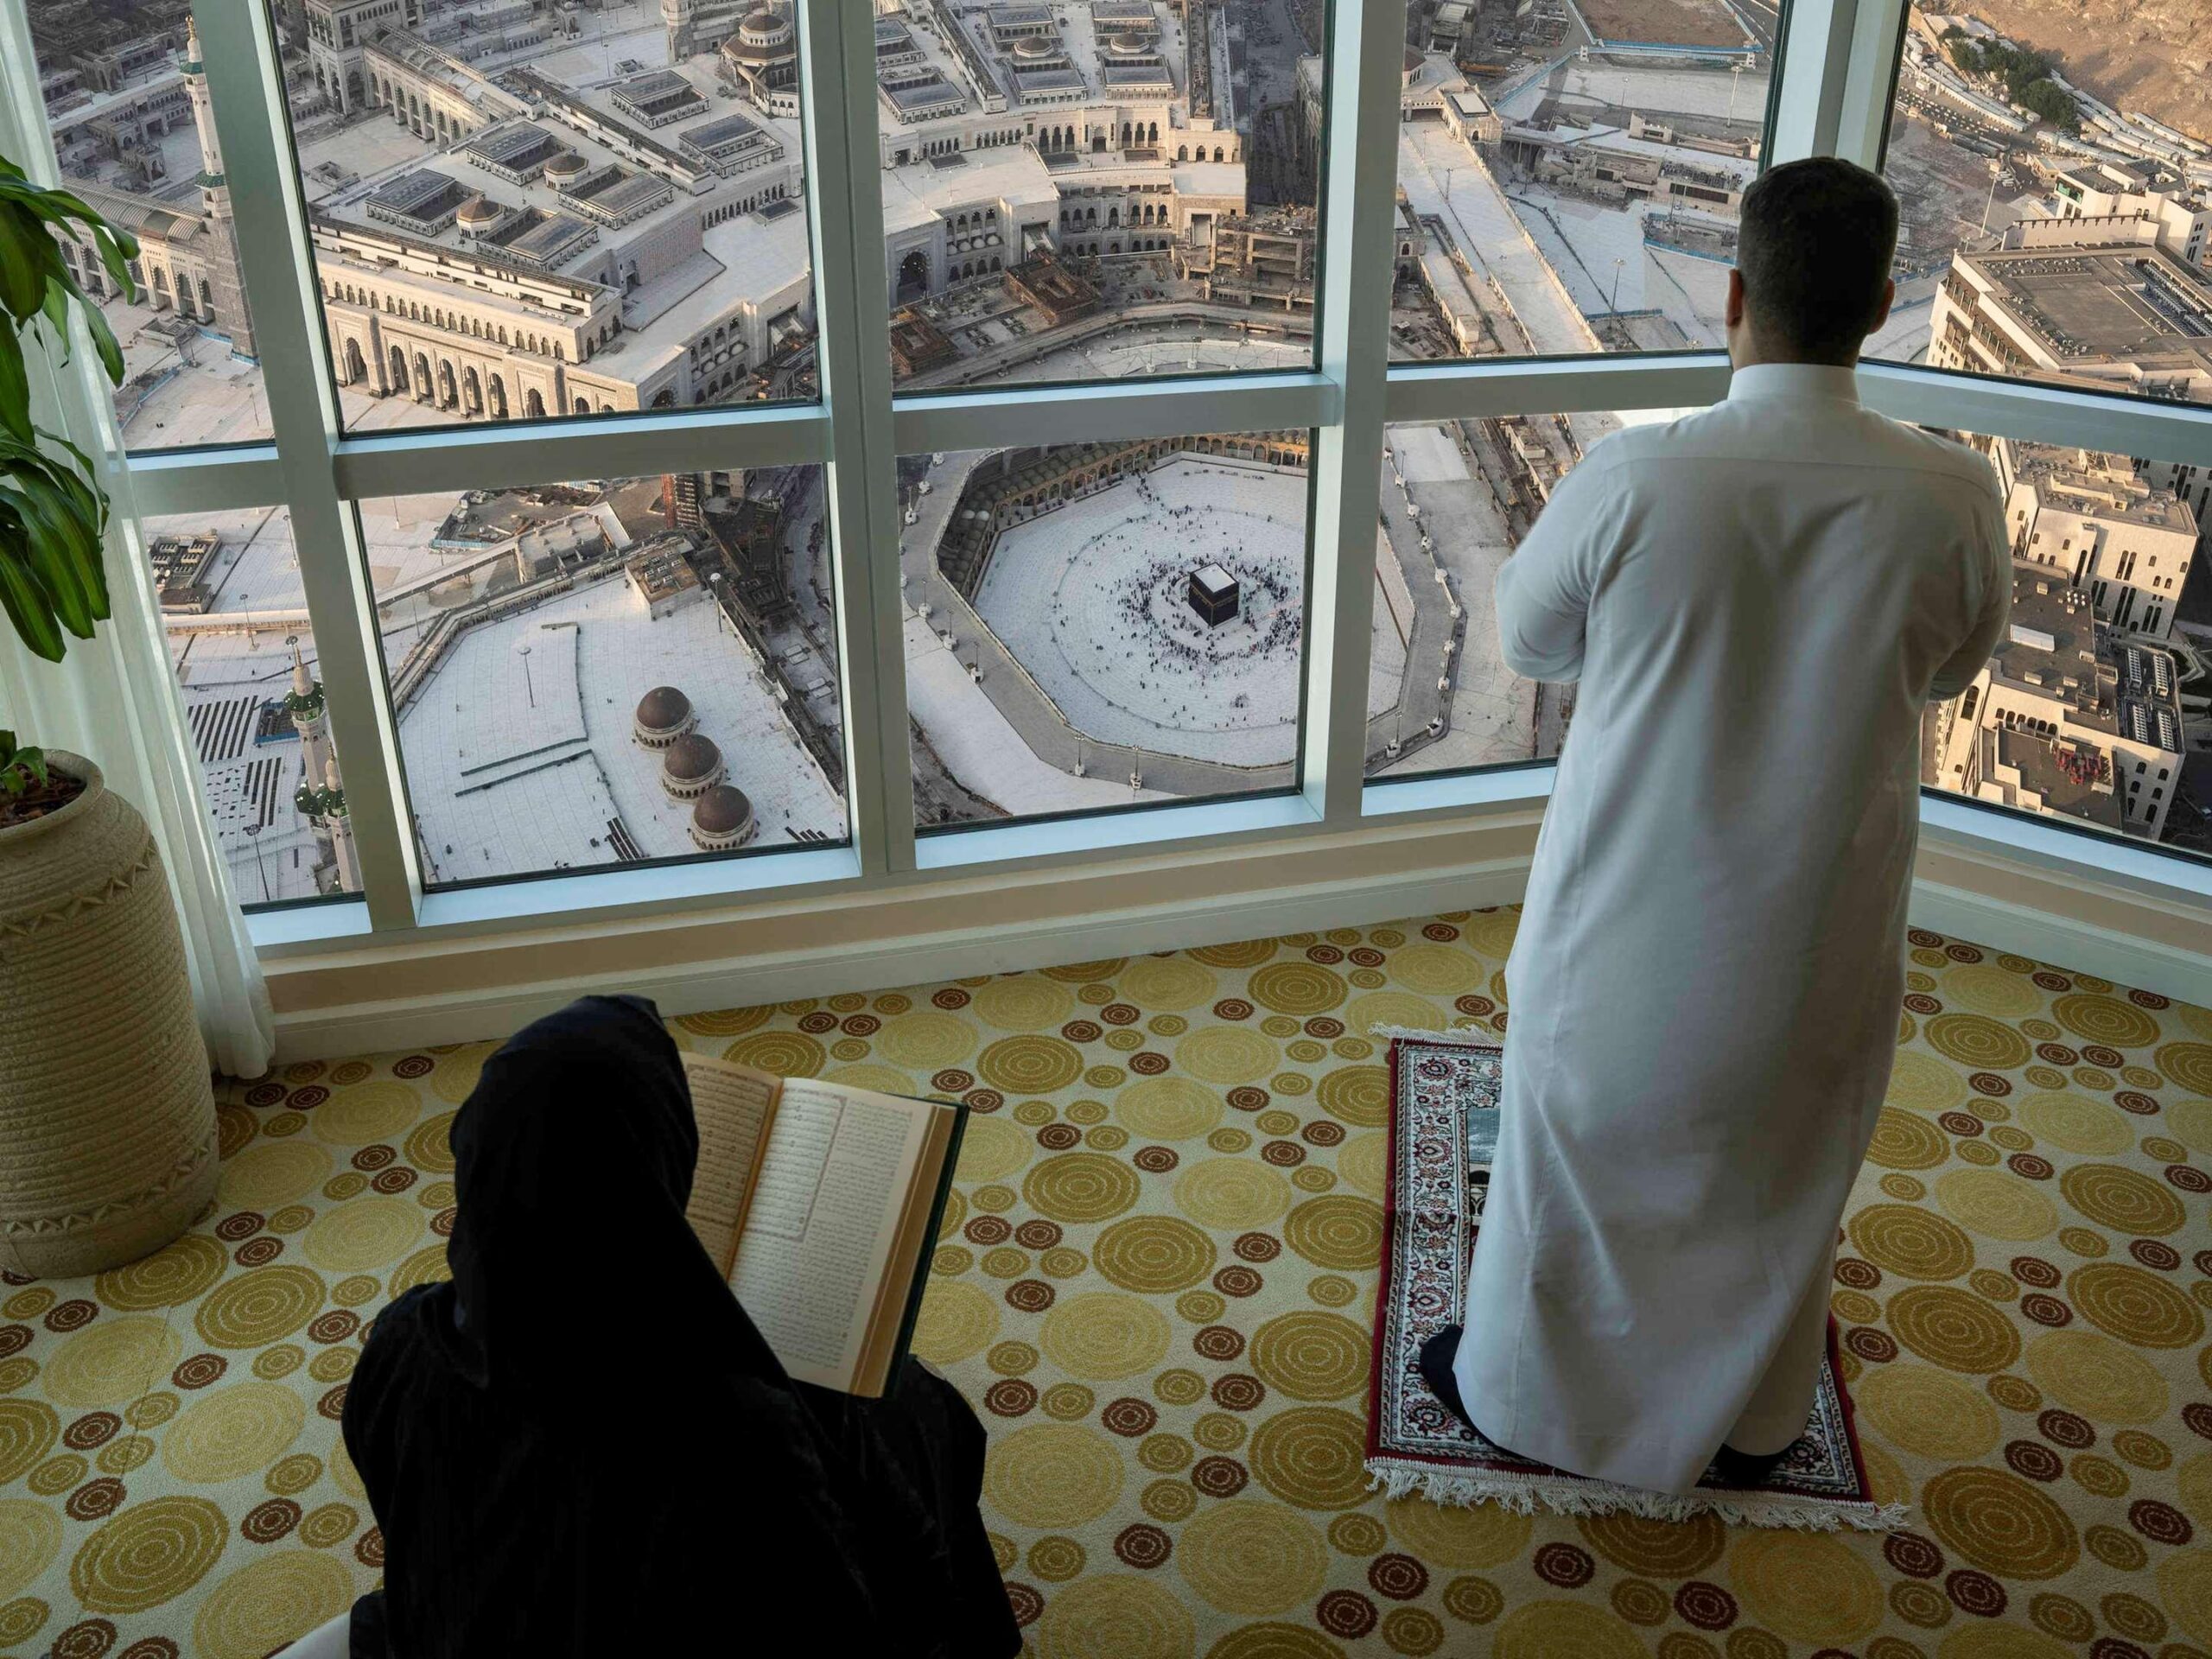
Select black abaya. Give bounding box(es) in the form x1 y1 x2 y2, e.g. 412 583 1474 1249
340 995 1020 1657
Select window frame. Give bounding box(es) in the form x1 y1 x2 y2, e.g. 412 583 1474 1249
0 0 2202 961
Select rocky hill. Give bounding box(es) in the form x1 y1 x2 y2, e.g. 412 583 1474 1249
1947 0 2212 143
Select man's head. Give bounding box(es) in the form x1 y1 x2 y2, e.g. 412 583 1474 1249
1726 156 1899 369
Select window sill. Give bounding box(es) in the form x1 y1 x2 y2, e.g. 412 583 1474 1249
1363 765 1556 820
1916 794 2212 913
914 791 1325 874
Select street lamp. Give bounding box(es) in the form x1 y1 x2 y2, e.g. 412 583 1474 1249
244 822 270 904
1980 158 2002 234
515 639 535 708
1727 59 1747 125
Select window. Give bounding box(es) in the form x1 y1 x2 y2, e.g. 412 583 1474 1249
906 432 1313 828
1923 429 2207 862
259 0 819 430
1390 27 1770 360
9 0 2208 951
880 0 1326 389
1872 0 2211 409
359 469 845 887
140 505 359 901
1370 410 1681 779
23 2 273 448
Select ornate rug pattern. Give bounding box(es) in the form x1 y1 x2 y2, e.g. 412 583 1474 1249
1 913 2211 1658
1363 1034 1893 1529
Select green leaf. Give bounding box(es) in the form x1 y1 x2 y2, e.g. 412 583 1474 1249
0 531 65 663
0 483 98 639
14 747 45 787
0 327 29 445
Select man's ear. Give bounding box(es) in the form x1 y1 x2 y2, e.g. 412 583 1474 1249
1869 276 1896 333
1725 268 1746 329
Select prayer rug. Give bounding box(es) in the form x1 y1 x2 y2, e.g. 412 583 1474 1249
1364 1031 1908 1529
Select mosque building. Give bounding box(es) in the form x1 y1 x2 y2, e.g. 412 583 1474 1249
48 17 257 363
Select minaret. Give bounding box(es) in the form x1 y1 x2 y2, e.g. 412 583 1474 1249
283 639 332 787
662 0 695 55
179 17 258 358
182 18 226 212
322 753 359 893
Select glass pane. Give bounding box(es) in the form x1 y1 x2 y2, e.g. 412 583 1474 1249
880 0 1325 390
262 0 817 431
1922 432 2208 861
1391 39 1768 361
905 432 1313 827
356 469 846 887
1369 410 1663 779
137 505 358 906
28 3 274 449
1872 1 2212 406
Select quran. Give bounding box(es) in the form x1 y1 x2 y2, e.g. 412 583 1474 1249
680 1052 967 1397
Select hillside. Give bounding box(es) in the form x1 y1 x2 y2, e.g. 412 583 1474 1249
1947 0 2212 143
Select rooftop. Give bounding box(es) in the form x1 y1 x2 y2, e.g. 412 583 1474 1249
1963 241 2212 383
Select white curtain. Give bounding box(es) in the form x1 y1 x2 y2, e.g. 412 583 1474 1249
0 517 278 1081
0 76 275 1080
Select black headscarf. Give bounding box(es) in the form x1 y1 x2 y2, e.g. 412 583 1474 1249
343 996 972 1656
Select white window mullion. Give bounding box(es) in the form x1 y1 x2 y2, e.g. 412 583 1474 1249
893 373 1338 456
115 446 288 518
1832 0 1910 169
1766 0 1863 161
1386 355 1732 424
1861 365 2212 469
802 0 917 878
1305 0 1411 827
194 0 421 927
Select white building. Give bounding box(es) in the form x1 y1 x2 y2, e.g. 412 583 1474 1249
2049 160 2211 269
2000 442 2198 639
1931 564 2187 842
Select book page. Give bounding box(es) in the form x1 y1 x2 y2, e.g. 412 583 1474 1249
728 1080 928 1390
679 1053 780 1276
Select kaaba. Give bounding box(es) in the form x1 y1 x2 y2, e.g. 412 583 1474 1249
1188 563 1239 627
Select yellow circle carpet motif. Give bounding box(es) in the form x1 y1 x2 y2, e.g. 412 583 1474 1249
3 913 2212 1655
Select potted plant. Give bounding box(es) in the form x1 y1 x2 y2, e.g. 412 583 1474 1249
0 156 219 1277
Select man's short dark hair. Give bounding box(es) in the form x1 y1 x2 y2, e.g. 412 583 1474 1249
1736 157 1899 362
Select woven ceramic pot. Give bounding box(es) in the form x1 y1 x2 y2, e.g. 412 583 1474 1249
0 752 216 1277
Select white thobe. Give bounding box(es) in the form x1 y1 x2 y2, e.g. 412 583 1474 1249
1453 364 2012 1494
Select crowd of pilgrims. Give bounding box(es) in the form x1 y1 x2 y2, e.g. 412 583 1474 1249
1037 464 1301 730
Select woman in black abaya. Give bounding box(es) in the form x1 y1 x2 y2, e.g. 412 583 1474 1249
335 995 1020 1657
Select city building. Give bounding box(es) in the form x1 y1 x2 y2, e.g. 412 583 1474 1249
1178 209 1317 311
1927 216 2212 404
1930 563 2187 840
2000 442 2198 638
2049 160 2211 268
48 18 256 361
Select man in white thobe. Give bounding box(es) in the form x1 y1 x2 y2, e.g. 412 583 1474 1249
1426 157 2012 1494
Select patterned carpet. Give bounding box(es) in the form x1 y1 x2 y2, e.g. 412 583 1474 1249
3 909 2212 1658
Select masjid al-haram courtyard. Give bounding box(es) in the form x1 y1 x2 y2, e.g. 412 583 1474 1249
971 454 1313 768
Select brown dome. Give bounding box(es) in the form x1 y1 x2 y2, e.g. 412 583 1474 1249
1014 35 1053 57
544 149 587 178
663 731 722 781
635 684 691 732
691 784 755 836
457 194 501 226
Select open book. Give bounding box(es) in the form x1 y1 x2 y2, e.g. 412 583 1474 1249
680 1052 967 1397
